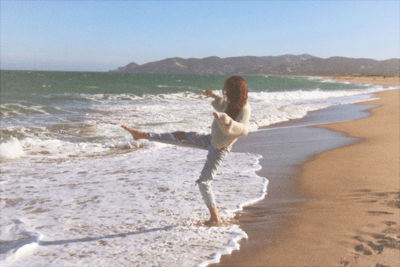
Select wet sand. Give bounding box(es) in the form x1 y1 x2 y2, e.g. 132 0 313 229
212 89 399 266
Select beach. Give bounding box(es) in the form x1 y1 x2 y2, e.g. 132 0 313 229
214 87 399 266
2 0 399 265
1 72 398 266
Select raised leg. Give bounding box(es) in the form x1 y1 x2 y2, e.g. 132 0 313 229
129 128 210 149
172 131 186 141
121 126 185 142
121 125 149 140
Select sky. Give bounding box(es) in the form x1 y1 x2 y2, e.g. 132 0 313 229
1 0 399 71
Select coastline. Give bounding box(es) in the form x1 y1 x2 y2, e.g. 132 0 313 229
212 88 399 266
327 75 400 86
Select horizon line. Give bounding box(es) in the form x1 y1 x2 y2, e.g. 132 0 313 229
2 53 399 73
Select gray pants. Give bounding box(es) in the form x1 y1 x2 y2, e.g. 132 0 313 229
148 132 231 208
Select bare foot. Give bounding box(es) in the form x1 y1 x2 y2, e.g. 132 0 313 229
203 218 223 227
121 125 149 140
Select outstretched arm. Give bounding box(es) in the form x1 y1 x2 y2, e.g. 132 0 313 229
203 90 227 112
203 90 218 99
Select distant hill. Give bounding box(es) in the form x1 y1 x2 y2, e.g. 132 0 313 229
111 54 400 76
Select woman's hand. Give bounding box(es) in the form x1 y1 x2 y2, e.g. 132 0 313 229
213 112 232 126
203 90 217 98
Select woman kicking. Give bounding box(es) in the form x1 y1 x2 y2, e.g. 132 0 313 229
121 76 251 226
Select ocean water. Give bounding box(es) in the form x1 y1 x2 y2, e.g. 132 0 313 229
0 71 396 266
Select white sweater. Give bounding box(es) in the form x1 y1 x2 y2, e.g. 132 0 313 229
210 96 251 149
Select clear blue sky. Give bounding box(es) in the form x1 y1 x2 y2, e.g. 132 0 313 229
1 0 399 71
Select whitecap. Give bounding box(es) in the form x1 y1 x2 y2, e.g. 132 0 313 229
0 137 25 160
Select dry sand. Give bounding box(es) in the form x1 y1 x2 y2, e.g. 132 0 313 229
214 89 399 266
329 75 400 86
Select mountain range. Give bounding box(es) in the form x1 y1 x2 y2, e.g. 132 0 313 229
111 54 399 76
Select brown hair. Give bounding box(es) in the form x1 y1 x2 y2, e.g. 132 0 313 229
223 76 248 120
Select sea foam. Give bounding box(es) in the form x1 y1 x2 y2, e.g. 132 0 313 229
0 137 25 160
0 143 265 266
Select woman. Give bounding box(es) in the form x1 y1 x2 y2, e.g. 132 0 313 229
121 76 251 226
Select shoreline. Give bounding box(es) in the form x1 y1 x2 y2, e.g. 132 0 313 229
212 88 399 266
327 75 400 86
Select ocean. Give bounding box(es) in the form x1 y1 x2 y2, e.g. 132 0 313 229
0 71 395 266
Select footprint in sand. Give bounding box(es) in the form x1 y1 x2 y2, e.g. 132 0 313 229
349 190 400 260
383 221 396 226
367 210 394 215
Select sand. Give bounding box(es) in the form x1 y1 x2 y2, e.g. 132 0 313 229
213 89 399 266
329 75 400 86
